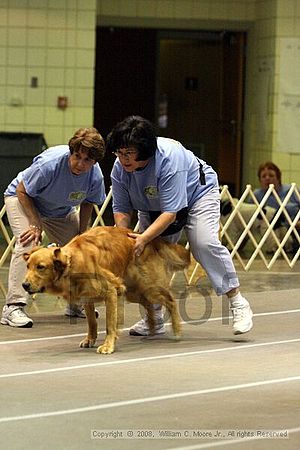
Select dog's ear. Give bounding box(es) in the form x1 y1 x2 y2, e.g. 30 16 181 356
53 248 62 259
23 246 42 261
53 248 68 276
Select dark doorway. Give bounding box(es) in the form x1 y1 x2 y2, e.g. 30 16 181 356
94 27 246 195
157 30 246 194
94 27 157 189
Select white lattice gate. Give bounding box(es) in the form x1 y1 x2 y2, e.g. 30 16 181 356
0 184 299 292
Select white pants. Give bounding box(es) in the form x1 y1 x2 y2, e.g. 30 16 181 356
139 187 239 295
5 196 80 305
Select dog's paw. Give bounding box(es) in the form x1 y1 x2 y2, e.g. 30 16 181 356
96 343 115 354
79 337 96 348
173 333 181 341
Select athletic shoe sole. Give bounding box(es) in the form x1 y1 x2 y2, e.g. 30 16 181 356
1 318 33 328
129 328 166 336
233 322 253 335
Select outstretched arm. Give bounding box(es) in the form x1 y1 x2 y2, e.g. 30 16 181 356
128 212 176 257
114 211 133 229
16 181 42 246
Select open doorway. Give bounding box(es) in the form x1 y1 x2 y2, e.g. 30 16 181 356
157 31 246 194
94 27 246 195
94 27 157 189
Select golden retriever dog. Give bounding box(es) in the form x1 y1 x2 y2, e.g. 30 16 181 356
23 226 190 354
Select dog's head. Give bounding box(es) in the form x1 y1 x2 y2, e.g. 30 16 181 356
22 246 70 294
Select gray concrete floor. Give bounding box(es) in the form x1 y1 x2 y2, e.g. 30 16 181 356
0 259 299 450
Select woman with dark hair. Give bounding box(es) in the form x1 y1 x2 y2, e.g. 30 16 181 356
107 116 253 337
253 161 300 228
1 127 106 328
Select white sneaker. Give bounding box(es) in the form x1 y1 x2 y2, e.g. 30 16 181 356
129 317 166 336
65 304 99 319
231 304 253 335
1 304 33 328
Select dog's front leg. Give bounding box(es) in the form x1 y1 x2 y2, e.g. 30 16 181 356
97 290 118 354
79 302 98 348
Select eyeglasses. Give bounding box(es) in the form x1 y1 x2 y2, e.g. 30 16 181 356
112 150 138 159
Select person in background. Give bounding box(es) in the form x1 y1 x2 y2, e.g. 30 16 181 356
1 127 106 328
107 115 253 337
252 161 300 231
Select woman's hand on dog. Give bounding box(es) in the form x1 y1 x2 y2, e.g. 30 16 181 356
127 232 147 257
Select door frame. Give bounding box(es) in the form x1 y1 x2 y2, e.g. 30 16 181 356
156 29 246 195
94 26 247 195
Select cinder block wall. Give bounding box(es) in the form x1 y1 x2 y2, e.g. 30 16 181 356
243 0 300 187
1 0 299 189
0 0 97 146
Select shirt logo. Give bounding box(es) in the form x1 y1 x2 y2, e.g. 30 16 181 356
144 186 158 198
68 191 86 201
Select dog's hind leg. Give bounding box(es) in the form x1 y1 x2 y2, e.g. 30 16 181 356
80 301 98 348
145 287 182 338
165 292 181 338
97 289 118 354
140 297 156 335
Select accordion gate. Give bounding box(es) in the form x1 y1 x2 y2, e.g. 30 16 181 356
0 184 299 294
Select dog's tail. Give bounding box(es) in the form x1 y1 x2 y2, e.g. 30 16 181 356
154 240 191 272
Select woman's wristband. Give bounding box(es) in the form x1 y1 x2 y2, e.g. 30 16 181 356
29 224 41 232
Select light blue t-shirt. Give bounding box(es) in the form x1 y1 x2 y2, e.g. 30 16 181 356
111 137 218 214
5 145 106 218
251 184 300 221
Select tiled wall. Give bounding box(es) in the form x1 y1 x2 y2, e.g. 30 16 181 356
273 0 300 185
98 0 255 20
1 0 299 189
244 0 300 187
242 0 278 186
0 0 97 147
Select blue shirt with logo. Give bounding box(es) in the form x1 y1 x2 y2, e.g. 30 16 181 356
111 137 218 214
5 145 106 218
